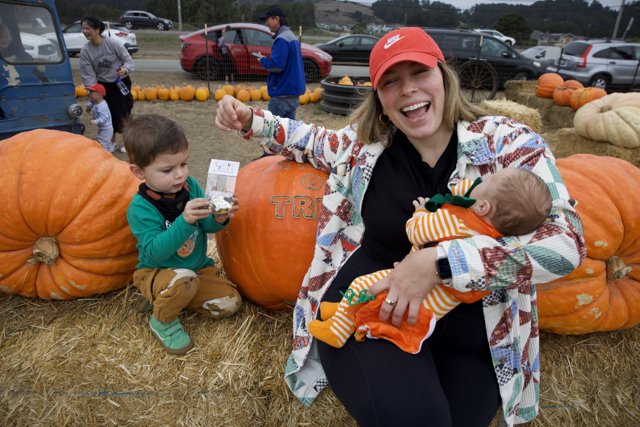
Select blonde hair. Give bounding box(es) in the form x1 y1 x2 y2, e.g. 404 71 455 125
349 61 487 145
488 169 552 236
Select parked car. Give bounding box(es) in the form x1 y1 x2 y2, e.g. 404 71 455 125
546 40 640 91
424 28 542 89
315 34 379 64
474 28 516 46
119 10 172 31
19 32 61 61
521 45 562 70
179 23 332 82
43 21 138 57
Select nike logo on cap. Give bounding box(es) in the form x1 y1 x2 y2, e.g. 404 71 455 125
384 35 405 49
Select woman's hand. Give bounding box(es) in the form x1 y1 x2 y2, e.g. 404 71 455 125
116 67 127 78
215 95 253 132
182 198 213 224
368 247 440 327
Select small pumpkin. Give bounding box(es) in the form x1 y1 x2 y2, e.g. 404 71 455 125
214 88 226 101
260 85 270 101
131 88 138 101
250 87 262 102
195 87 210 102
299 92 310 105
552 80 584 106
222 84 235 97
573 92 640 148
169 86 181 101
535 72 564 98
538 154 640 334
179 85 196 102
0 130 140 299
157 87 170 101
236 88 251 103
75 85 87 97
215 156 327 310
143 86 158 101
569 87 607 110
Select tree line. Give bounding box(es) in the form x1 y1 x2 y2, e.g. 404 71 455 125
55 0 640 40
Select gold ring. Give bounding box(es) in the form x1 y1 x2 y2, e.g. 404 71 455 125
384 297 396 306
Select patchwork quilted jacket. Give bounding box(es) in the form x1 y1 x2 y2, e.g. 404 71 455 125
242 109 586 425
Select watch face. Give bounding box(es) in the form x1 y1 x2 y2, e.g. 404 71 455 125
436 257 452 280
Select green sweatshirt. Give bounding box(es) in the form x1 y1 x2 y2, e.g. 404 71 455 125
127 176 226 270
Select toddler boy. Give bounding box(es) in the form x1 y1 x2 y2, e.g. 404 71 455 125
124 114 242 354
86 83 115 153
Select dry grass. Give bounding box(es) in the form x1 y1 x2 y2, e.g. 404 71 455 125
1 240 638 426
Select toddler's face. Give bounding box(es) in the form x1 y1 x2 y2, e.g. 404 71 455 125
88 90 102 102
142 150 190 194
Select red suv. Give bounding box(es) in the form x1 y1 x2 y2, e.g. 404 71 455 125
180 23 332 82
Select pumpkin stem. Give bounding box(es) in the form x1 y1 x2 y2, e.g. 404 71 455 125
600 105 612 113
606 256 631 281
28 237 59 266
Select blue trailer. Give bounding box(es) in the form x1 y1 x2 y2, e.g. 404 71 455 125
0 0 83 140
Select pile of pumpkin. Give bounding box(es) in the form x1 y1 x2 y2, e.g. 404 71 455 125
212 83 323 106
535 72 607 110
76 83 323 105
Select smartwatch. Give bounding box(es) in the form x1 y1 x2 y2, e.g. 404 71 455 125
435 246 452 285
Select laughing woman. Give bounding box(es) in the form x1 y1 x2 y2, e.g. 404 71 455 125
215 27 585 427
79 16 134 152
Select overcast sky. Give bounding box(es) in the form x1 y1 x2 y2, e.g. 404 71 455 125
348 0 624 11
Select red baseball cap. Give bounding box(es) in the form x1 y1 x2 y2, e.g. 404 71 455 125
86 83 106 96
369 27 446 89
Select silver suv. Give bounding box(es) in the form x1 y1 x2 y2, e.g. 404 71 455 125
548 40 640 91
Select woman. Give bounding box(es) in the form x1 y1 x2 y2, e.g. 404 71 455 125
79 16 134 152
215 27 585 426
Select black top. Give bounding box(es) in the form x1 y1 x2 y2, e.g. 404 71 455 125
359 130 458 265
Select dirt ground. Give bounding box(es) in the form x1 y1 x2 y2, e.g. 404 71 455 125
74 70 350 188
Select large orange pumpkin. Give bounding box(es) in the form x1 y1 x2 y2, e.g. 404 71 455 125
552 80 584 106
0 130 140 299
538 155 640 334
215 156 326 310
535 72 564 98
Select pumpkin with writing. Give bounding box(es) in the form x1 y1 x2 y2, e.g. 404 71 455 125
0 130 140 299
538 154 640 334
215 156 326 310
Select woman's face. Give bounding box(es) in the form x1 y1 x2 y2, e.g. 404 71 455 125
81 22 100 42
376 61 447 145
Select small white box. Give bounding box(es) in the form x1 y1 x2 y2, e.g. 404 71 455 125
205 159 240 214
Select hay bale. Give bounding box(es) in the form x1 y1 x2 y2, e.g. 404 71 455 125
481 99 542 133
543 128 640 167
504 89 576 132
504 80 536 101
0 237 637 426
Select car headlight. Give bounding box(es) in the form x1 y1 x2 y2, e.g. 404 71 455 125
533 61 541 68
68 103 82 118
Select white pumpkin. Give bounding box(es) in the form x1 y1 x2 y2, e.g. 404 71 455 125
573 92 640 148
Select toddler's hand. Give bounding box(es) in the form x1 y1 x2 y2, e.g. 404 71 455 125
214 196 239 224
183 198 213 224
412 196 428 210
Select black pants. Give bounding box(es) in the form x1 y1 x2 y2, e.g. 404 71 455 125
100 76 133 134
318 249 500 427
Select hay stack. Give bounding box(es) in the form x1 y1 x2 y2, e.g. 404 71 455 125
504 80 536 101
504 82 576 131
543 128 640 167
0 239 638 426
480 99 542 133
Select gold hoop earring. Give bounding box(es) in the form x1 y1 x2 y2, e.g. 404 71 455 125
379 113 390 125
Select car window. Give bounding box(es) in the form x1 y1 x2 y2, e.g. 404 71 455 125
342 37 356 47
610 46 635 60
244 29 272 47
65 23 81 33
0 2 63 64
563 42 590 57
361 37 376 46
480 38 506 57
223 30 239 44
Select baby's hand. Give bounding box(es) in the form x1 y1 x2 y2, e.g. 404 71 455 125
214 196 239 224
183 198 213 224
412 196 428 210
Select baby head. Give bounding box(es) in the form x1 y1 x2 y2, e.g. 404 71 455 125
470 168 552 236
86 83 106 102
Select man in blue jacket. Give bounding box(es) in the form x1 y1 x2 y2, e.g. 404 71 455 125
255 5 305 122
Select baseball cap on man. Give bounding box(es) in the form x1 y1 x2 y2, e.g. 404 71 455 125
369 27 446 89
86 82 106 96
258 5 286 20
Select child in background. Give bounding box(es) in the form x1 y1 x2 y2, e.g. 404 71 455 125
123 114 242 355
309 168 552 353
86 83 115 153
